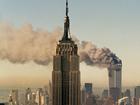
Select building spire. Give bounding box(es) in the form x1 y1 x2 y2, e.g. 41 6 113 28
61 0 71 42
66 0 68 16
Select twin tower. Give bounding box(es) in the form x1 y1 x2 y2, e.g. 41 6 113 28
52 0 81 105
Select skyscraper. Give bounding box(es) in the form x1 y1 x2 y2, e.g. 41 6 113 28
108 60 122 103
135 86 140 98
102 89 108 99
25 88 32 105
8 90 19 105
123 89 131 105
52 0 81 105
36 88 46 105
81 88 86 105
84 83 93 94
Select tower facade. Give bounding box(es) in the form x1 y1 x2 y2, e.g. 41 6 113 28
52 1 81 105
108 60 122 103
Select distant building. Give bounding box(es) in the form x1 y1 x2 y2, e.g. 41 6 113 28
9 89 19 105
25 88 38 105
85 83 93 94
25 88 32 105
31 92 38 105
102 90 108 99
109 87 120 103
133 86 140 105
103 96 114 105
81 83 96 105
135 86 140 98
43 86 49 105
36 88 46 105
123 89 131 104
48 81 52 105
85 93 96 105
0 103 9 105
19 93 25 105
45 94 49 105
132 97 139 105
81 88 86 105
124 89 131 97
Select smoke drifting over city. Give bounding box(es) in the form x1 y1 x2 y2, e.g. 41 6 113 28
79 41 122 68
0 23 121 68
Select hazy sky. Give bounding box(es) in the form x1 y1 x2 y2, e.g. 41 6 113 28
0 0 140 88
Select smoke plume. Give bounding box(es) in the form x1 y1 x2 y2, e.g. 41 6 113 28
79 41 122 68
0 23 121 67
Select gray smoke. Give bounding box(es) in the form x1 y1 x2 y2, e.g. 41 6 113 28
0 23 121 67
79 41 122 68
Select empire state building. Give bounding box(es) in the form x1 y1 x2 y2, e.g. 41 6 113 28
52 0 81 105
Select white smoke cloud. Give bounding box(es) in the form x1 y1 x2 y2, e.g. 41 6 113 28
0 23 121 67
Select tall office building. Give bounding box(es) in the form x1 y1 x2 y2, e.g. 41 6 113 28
36 88 46 105
9 89 19 105
31 92 38 105
48 81 52 105
132 97 139 105
133 86 140 105
102 89 108 99
81 88 86 105
123 89 131 104
25 88 32 105
52 0 81 105
85 94 96 105
85 83 93 94
135 86 140 98
81 83 95 105
108 60 122 103
44 86 49 105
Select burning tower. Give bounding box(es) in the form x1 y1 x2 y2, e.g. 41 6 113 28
52 0 81 105
108 58 122 103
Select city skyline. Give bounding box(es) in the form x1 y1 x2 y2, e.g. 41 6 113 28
0 0 140 88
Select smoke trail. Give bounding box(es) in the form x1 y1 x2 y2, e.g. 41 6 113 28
0 23 60 65
79 41 122 68
0 23 121 67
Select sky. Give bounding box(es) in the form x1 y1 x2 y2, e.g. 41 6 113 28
0 0 140 88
